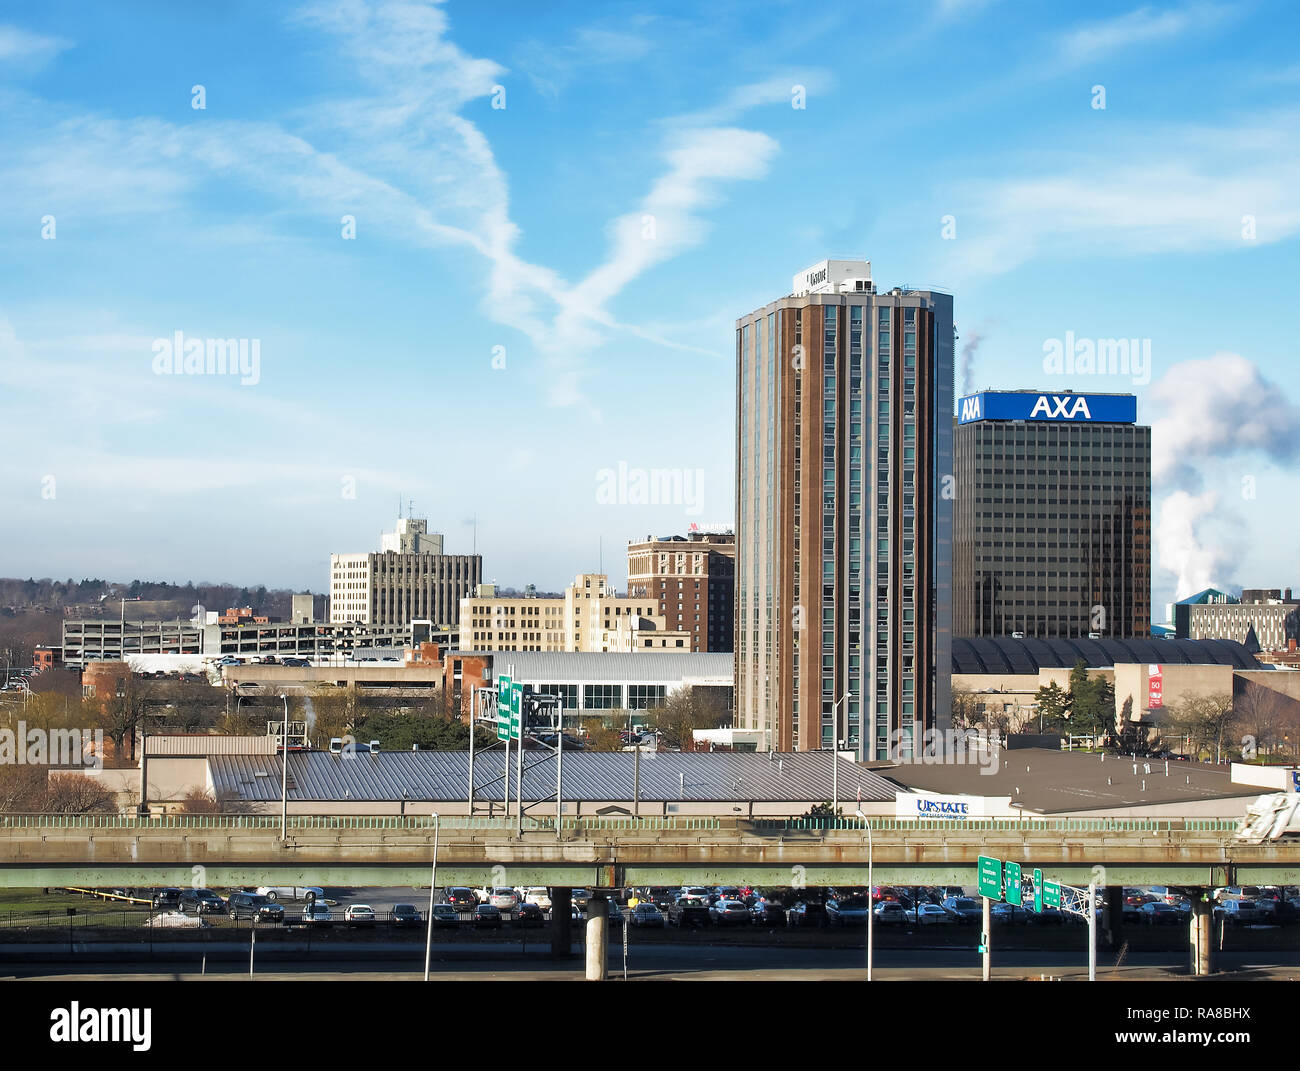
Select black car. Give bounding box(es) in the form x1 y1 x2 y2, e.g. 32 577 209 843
228 893 284 923
445 888 477 910
430 904 461 929
178 889 225 915
473 904 503 928
151 887 182 909
940 897 982 925
749 898 786 926
517 903 545 925
786 901 828 928
391 903 421 928
669 897 710 927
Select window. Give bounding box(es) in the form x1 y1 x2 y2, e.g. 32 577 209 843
627 684 667 709
582 684 623 709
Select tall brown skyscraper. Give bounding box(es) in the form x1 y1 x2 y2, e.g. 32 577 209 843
735 260 954 758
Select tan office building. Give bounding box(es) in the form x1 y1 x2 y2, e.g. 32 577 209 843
330 517 481 628
459 574 692 653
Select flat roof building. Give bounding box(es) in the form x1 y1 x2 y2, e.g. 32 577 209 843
459 574 692 654
627 531 736 653
953 389 1150 639
736 259 954 758
330 516 481 628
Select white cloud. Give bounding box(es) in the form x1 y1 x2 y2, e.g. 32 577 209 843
1059 3 1230 64
0 24 71 65
1148 352 1300 487
942 111 1300 278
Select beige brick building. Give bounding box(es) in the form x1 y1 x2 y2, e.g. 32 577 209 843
459 574 691 653
330 517 481 628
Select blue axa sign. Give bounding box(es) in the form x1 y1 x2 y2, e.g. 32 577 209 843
957 391 1137 425
916 798 970 816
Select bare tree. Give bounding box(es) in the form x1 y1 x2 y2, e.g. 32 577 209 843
1234 682 1295 760
43 772 117 814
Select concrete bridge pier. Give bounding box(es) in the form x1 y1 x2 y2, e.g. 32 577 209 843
550 888 572 958
1189 896 1215 977
585 896 609 981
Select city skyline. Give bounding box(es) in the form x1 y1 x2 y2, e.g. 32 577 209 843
2 0 1298 613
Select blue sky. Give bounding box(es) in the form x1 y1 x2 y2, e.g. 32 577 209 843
0 0 1297 621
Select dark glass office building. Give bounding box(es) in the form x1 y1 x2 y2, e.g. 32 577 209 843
952 390 1150 639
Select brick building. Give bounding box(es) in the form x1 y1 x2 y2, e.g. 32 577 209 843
626 531 736 652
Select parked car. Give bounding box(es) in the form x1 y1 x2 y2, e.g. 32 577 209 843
445 888 478 910
1216 899 1261 925
669 897 711 927
391 903 421 928
989 902 1027 926
631 904 666 928
517 902 545 925
489 888 520 916
301 902 333 926
522 887 552 911
786 900 828 928
431 904 461 929
228 893 284 923
941 897 982 925
826 896 870 926
571 889 592 912
345 904 376 926
748 898 786 926
874 901 909 926
918 902 960 925
474 904 503 928
178 889 225 915
151 888 182 910
256 886 324 902
709 886 742 905
709 899 751 926
1139 901 1188 926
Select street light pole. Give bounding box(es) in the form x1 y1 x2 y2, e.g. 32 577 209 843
424 812 441 981
857 807 873 981
831 692 852 812
279 694 289 841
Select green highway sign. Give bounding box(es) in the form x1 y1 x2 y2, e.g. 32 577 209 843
977 856 1002 899
1043 880 1061 909
510 683 523 741
1033 868 1043 913
496 675 512 740
1005 861 1023 906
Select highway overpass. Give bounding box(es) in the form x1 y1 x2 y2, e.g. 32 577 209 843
3 814 1298 889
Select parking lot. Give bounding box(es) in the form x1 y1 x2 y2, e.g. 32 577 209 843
4 883 1299 953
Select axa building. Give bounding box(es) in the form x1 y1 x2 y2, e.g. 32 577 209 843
952 390 1150 639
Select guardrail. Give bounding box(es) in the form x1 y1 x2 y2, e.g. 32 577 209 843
0 813 1243 834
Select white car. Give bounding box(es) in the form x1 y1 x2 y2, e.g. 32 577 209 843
256 886 325 902
344 904 376 925
522 887 552 910
301 903 333 925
